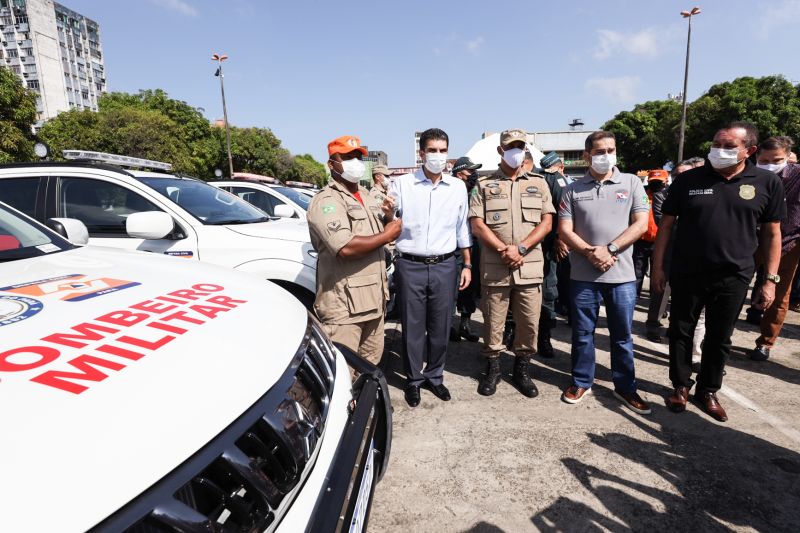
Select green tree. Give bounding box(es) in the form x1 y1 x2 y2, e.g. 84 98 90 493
36 88 329 183
0 67 37 163
225 126 294 178
288 154 328 186
683 76 800 156
601 99 681 171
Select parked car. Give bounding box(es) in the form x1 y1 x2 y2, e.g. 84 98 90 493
0 200 392 532
211 180 309 220
0 151 317 308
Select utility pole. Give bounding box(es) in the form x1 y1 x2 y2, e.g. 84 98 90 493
676 7 701 164
212 53 234 178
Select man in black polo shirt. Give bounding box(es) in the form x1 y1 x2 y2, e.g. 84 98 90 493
651 122 785 422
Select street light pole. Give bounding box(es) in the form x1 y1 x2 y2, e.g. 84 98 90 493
212 53 234 178
676 7 701 164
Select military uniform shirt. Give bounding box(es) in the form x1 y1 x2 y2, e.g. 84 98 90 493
469 170 556 286
307 180 389 324
559 167 650 283
369 182 388 203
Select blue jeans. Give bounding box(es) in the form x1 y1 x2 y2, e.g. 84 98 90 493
570 280 638 393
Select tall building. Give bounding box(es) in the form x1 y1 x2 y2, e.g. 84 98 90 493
0 0 106 124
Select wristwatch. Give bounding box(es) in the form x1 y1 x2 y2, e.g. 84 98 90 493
607 243 620 256
765 273 781 284
517 244 528 256
463 263 473 270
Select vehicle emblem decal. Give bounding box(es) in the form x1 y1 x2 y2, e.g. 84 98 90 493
0 274 140 302
164 251 194 259
0 295 44 327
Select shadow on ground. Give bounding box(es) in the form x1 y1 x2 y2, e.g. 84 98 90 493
528 393 800 532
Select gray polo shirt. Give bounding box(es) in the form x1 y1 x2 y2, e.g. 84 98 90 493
559 168 649 283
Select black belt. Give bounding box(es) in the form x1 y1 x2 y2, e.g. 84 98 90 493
398 251 455 265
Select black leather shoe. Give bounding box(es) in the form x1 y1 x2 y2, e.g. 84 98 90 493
425 382 451 401
459 321 479 342
749 345 770 361
404 385 420 407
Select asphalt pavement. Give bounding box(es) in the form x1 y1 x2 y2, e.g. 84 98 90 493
370 285 800 532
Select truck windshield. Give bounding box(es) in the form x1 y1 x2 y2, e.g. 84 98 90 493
0 203 73 263
138 177 270 225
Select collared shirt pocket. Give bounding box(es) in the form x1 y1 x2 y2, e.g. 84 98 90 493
521 195 542 223
345 273 382 315
485 198 510 226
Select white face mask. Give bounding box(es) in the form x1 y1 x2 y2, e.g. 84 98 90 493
708 147 742 169
501 147 526 169
337 158 365 183
756 161 787 174
424 152 448 174
591 153 617 174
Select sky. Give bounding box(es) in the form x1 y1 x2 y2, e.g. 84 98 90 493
64 0 800 167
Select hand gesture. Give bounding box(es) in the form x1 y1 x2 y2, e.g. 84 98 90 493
380 196 396 219
384 218 402 241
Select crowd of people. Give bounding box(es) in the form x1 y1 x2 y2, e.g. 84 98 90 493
306 122 799 424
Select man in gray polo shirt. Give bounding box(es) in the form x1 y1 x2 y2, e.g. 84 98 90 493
558 130 651 414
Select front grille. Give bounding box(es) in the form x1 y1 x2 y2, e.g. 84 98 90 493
94 315 338 533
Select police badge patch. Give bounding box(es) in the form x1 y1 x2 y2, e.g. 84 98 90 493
739 184 756 200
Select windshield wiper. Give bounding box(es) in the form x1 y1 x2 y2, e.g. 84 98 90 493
206 217 271 225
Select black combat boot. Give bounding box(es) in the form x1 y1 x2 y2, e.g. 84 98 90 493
537 321 555 358
512 356 539 398
478 357 501 396
459 314 479 342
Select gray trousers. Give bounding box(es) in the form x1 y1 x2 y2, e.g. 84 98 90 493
396 255 458 386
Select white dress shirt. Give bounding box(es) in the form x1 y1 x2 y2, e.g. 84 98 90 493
389 168 472 256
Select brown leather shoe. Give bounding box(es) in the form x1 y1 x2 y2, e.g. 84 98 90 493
694 391 728 422
666 386 690 413
614 390 652 415
562 385 591 404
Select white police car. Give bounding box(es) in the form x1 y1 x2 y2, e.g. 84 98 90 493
0 151 317 307
0 202 391 532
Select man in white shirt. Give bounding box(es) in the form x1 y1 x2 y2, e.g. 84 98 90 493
389 128 472 407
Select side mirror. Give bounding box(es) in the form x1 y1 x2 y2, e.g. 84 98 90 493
47 218 89 245
274 204 295 218
126 211 174 240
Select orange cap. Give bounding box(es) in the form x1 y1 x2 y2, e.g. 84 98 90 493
327 135 368 157
647 169 669 181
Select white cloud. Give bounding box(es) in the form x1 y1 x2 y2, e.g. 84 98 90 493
593 29 660 59
466 36 485 55
760 0 800 32
585 76 641 103
148 0 198 17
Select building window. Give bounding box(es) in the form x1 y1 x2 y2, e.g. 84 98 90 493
26 79 39 89
11 64 20 73
7 48 18 57
22 47 32 56
563 151 583 161
0 15 12 25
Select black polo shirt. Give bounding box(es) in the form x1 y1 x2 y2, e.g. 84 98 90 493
662 160 786 280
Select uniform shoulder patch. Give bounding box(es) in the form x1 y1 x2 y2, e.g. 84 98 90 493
322 204 336 214
327 220 342 231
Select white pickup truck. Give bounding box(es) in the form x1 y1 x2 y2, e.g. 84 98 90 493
0 200 392 532
0 151 317 307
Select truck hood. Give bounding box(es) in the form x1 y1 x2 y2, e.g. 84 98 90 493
224 219 310 242
0 246 308 532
